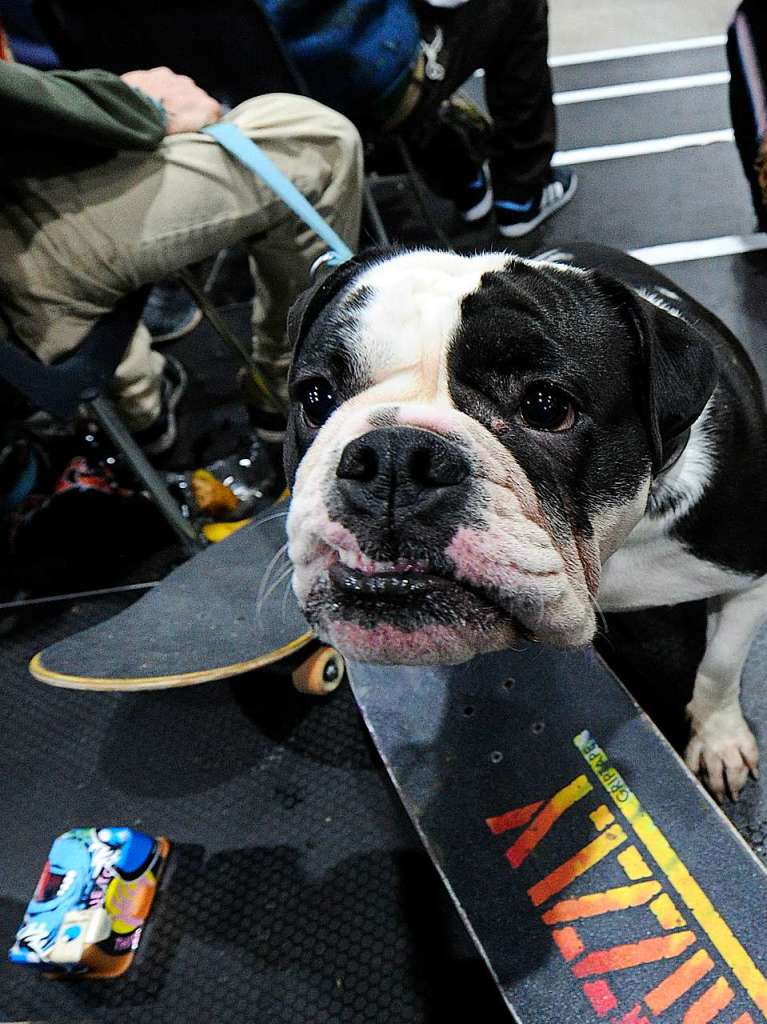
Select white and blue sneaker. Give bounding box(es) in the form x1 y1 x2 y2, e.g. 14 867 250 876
455 164 494 223
495 167 577 238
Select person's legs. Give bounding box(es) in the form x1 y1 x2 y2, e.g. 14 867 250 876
0 172 169 432
728 0 767 229
399 0 572 233
0 92 362 430
469 0 576 236
479 0 556 198
397 1 498 208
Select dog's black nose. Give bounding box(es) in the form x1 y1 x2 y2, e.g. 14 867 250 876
336 427 469 517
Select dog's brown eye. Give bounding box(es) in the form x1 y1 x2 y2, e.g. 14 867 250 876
297 377 336 428
520 382 577 432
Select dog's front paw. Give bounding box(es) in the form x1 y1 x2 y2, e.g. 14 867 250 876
685 704 759 802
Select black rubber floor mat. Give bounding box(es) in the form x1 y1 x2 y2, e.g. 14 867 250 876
0 599 508 1023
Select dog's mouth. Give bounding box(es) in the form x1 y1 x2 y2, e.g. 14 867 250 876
326 545 500 606
328 551 463 602
299 543 527 665
290 509 596 664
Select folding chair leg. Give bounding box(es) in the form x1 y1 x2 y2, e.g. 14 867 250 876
394 137 454 251
86 395 204 555
363 179 390 246
176 268 285 415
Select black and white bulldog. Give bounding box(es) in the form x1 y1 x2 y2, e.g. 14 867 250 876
283 243 767 801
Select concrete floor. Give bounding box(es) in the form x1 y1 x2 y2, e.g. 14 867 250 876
549 0 736 55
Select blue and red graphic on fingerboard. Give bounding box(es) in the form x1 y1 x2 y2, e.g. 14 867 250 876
9 826 170 977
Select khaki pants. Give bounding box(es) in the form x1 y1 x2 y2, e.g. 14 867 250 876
0 93 363 428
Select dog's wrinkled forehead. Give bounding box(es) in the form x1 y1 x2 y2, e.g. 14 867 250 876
289 247 621 401
344 250 514 392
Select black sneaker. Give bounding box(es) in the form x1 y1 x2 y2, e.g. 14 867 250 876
143 279 202 344
249 405 287 445
237 368 287 444
495 167 577 238
132 354 188 455
455 164 494 223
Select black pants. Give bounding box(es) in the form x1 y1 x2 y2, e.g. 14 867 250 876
728 0 767 229
400 0 556 200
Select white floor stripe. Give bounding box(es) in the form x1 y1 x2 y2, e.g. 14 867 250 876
629 234 767 266
550 35 727 67
552 128 734 166
554 71 730 106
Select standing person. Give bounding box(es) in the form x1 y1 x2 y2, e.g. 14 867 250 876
262 0 576 238
728 0 767 230
0 46 363 451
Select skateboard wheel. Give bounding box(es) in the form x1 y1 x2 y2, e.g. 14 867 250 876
292 646 345 696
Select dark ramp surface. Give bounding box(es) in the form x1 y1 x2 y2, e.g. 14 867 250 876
551 44 728 92
556 82 731 150
0 603 508 1023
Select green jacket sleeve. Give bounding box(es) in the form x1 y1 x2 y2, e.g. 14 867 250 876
1 62 167 178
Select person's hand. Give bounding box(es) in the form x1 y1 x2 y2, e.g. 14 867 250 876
121 67 222 134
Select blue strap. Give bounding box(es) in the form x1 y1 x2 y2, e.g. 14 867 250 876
0 448 38 512
202 122 354 266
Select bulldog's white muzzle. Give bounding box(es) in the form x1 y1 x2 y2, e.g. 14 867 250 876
287 401 598 665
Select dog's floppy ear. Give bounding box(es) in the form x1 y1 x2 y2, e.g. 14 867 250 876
286 255 364 358
599 276 719 474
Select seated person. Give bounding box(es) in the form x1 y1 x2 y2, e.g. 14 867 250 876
728 0 767 229
0 44 363 452
262 0 575 237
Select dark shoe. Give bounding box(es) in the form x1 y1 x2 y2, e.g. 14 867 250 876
132 354 188 455
249 406 287 446
143 279 202 343
495 167 577 238
454 164 494 223
237 368 287 444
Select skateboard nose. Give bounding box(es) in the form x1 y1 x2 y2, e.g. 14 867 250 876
336 427 470 519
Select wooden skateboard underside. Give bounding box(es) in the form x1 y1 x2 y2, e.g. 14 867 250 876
348 647 767 1023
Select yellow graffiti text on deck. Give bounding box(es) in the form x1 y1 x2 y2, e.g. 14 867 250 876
483 730 767 1023
574 730 767 1019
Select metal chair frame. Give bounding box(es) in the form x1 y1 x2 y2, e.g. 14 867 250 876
0 291 202 555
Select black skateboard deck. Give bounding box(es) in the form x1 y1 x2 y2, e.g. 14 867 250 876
29 505 341 692
348 648 767 1023
29 504 767 1019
